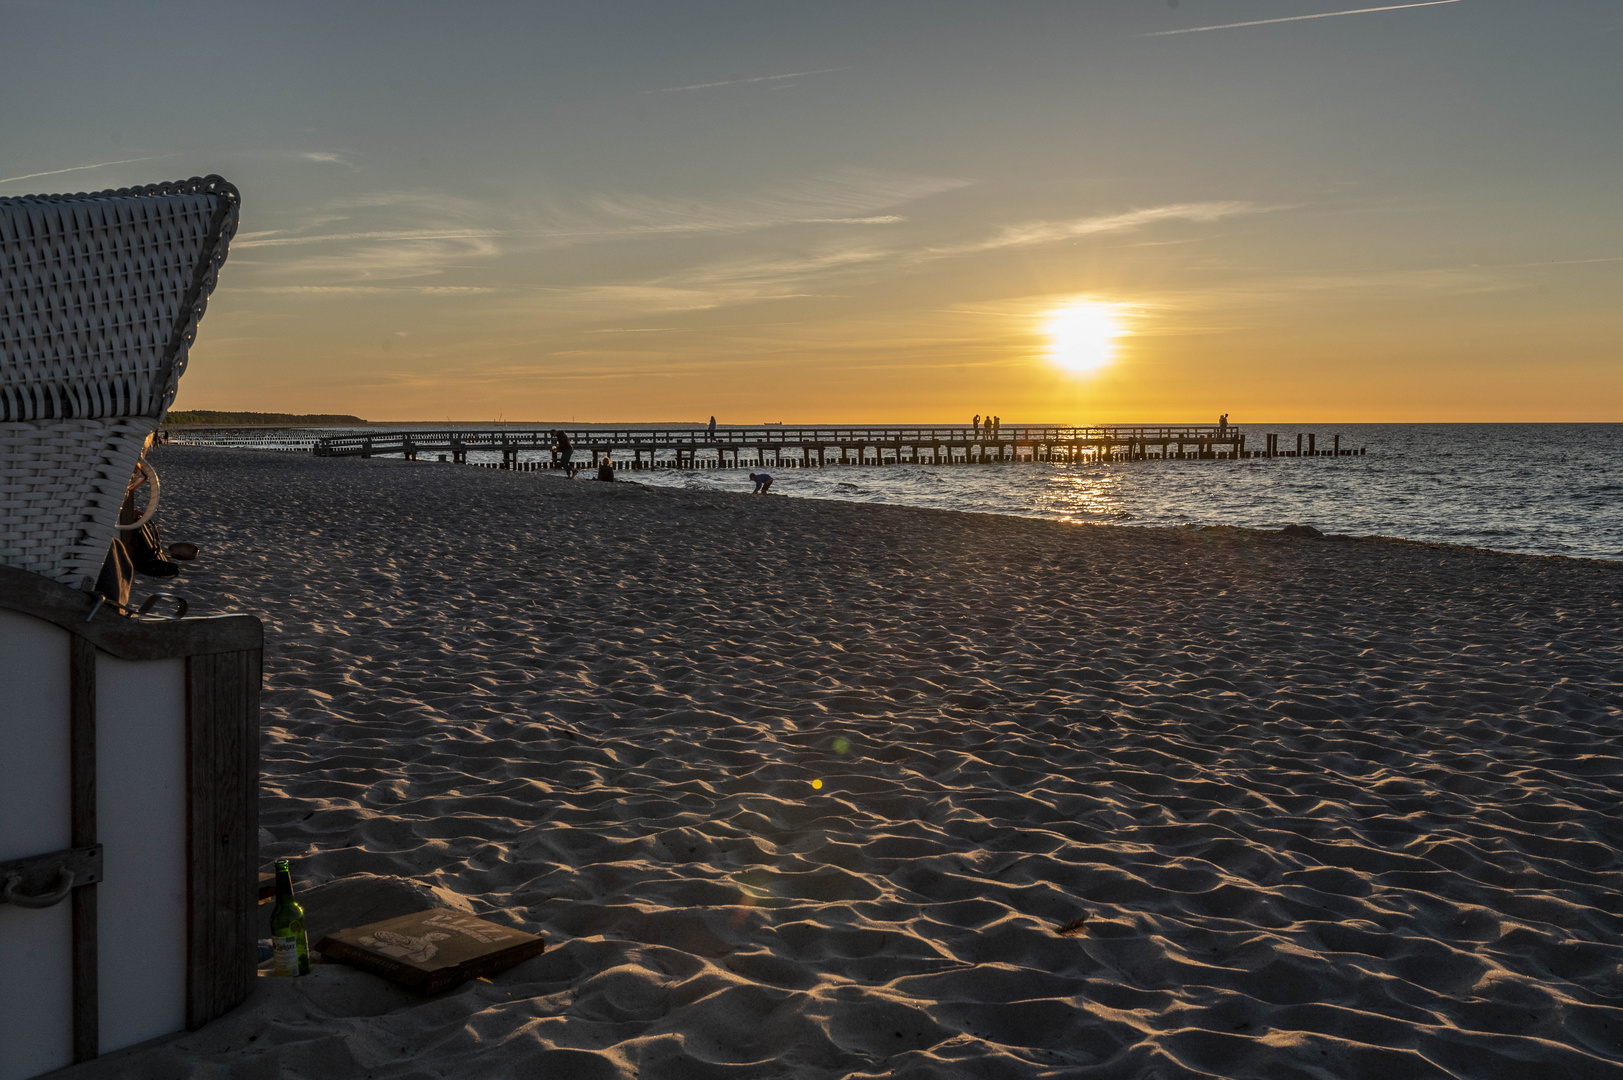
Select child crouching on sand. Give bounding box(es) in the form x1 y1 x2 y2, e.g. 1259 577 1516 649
750 472 773 494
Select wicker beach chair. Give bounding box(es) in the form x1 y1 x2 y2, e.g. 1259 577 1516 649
2 177 259 1078
0 175 240 589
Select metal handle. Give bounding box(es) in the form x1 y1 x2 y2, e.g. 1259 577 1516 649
3 868 75 909
137 593 189 619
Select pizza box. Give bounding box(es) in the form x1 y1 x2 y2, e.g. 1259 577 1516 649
314 908 545 993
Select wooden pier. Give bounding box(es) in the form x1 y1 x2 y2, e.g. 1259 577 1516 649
310 425 1364 470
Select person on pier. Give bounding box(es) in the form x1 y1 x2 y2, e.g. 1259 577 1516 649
708 415 717 440
993 415 1001 438
972 414 981 437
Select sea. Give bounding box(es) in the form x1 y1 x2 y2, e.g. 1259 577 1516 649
169 424 1623 561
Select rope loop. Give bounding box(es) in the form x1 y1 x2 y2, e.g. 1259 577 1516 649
112 459 161 531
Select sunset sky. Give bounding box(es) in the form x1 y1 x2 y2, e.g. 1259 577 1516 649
4 1 1619 423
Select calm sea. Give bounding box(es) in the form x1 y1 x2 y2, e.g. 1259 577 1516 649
172 424 1623 561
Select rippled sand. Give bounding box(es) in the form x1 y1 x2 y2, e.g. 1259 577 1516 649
73 447 1623 1079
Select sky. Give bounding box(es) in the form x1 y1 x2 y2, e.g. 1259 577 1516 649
3 0 1620 423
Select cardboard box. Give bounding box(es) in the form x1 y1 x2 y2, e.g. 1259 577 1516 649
315 909 545 993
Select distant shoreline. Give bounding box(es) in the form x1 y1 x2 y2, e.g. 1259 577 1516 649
164 411 369 427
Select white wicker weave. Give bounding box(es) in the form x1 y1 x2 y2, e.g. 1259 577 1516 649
1 176 239 588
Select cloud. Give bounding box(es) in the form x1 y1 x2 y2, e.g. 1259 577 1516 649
295 151 360 171
1142 1 1463 37
248 285 498 295
263 232 501 282
233 172 956 293
804 216 906 225
554 169 968 241
519 199 1276 325
526 241 890 320
925 202 1272 258
0 153 181 188
234 229 502 250
235 191 508 283
644 67 845 94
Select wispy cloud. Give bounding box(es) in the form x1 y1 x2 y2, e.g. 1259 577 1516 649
1142 1 1463 37
519 240 891 321
540 169 968 242
237 191 505 283
235 229 502 250
260 232 501 283
295 151 360 171
806 215 906 225
518 198 1279 325
644 67 844 94
0 153 180 188
250 285 498 296
926 202 1272 257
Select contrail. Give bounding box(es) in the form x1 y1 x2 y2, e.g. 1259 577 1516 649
0 153 180 187
1142 1 1463 37
646 68 844 94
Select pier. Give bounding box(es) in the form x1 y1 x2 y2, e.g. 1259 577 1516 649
309 425 1364 470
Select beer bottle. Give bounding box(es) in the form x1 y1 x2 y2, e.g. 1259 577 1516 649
269 859 311 976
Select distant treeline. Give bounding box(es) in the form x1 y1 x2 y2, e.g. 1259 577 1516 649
164 411 368 427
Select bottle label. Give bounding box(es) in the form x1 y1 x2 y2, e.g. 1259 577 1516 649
272 935 302 976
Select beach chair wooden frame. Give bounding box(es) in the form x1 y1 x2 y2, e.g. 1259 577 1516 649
0 567 261 1077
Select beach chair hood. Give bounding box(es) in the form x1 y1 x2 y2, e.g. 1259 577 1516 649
0 175 239 588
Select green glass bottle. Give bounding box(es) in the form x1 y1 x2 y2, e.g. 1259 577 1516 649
269 859 310 976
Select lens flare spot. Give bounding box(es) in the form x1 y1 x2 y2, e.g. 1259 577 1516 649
1044 301 1127 374
811 779 823 790
833 737 851 755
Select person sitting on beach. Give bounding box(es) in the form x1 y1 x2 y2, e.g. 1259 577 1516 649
596 459 615 482
750 471 774 494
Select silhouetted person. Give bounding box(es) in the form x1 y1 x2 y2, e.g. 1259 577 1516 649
554 429 575 477
708 415 716 440
750 471 774 494
972 414 980 437
993 415 1001 437
596 459 615 482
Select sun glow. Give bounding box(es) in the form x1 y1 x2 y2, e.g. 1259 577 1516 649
1044 301 1126 374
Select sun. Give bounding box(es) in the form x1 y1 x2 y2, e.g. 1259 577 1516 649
1044 301 1126 374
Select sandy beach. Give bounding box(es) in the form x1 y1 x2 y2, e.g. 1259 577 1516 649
66 446 1623 1079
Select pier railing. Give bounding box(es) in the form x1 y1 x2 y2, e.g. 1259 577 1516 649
305 424 1361 468
313 425 1235 455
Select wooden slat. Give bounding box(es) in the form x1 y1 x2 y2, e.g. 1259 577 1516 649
70 634 98 1064
185 649 260 1030
0 566 262 662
